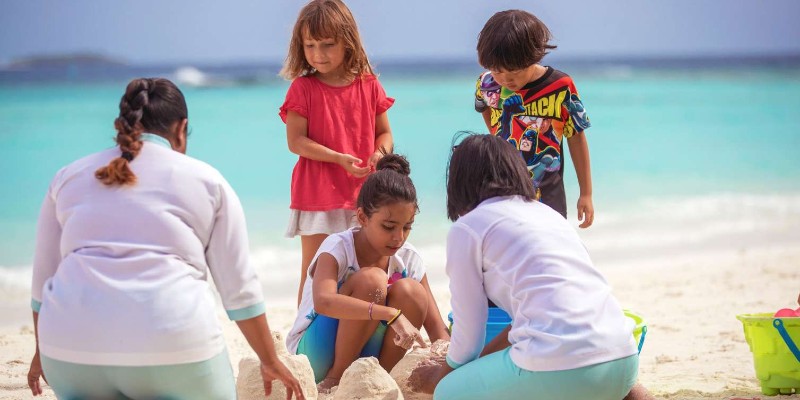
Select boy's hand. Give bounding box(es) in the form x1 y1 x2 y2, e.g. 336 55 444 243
337 154 370 178
577 195 594 228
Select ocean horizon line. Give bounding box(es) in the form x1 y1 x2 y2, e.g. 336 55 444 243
2 52 799 86
5 51 800 70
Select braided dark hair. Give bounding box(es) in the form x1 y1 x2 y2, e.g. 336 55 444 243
357 153 418 217
95 78 188 186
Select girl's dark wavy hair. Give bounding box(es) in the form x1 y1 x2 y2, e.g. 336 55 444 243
357 152 418 217
446 133 536 221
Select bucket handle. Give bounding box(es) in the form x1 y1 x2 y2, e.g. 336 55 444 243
773 319 800 363
637 326 647 354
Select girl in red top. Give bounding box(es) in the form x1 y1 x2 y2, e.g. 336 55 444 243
279 0 394 305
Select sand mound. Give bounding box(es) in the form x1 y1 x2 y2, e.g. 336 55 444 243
334 357 403 400
389 340 450 400
236 331 318 400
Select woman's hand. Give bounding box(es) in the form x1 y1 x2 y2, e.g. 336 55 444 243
337 153 370 178
389 314 427 350
27 351 46 396
408 357 448 394
260 358 305 400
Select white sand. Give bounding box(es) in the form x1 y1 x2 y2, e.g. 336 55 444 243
1 246 799 399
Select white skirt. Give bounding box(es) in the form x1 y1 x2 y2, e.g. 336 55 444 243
284 209 358 238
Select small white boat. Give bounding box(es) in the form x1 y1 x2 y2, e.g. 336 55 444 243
173 66 232 88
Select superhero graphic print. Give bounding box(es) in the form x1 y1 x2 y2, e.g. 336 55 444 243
475 69 591 188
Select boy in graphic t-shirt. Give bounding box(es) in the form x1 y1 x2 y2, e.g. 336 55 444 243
474 9 594 228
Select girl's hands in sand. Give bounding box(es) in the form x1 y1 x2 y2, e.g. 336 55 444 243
389 314 427 350
337 154 370 178
27 351 46 396
260 359 305 400
317 377 339 394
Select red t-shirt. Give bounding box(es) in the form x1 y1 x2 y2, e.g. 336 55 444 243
279 74 394 211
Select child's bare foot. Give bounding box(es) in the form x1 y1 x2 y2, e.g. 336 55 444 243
317 377 340 394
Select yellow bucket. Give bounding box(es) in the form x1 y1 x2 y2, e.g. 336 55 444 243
737 313 800 396
624 309 648 354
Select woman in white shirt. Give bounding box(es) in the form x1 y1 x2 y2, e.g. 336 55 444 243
410 134 640 400
26 78 304 400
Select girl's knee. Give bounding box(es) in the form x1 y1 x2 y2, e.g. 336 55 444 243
387 278 427 311
388 278 424 297
352 267 388 286
341 267 388 299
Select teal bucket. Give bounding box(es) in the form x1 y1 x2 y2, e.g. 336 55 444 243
448 307 512 345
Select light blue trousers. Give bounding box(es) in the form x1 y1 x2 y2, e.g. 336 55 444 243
435 349 639 400
296 314 387 383
40 349 236 400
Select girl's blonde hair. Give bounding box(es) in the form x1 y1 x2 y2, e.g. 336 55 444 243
280 0 374 80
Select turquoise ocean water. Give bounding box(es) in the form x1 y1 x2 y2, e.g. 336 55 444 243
2 62 799 305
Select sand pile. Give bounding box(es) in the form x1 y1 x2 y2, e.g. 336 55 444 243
333 357 403 400
236 331 318 400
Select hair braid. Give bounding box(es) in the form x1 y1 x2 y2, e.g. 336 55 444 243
95 79 151 186
95 77 188 186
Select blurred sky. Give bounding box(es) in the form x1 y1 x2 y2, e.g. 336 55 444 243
2 0 800 65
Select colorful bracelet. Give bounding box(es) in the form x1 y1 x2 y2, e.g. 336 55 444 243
387 309 403 326
368 301 375 320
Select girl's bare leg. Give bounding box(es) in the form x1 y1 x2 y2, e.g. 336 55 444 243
378 278 428 371
323 267 388 383
298 234 327 306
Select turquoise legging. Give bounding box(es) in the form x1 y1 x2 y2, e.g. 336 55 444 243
297 314 387 383
435 349 639 400
40 349 236 400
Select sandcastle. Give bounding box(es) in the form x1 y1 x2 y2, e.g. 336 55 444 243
236 331 318 400
236 333 449 400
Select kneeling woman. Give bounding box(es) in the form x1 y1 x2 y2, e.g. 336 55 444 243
286 154 450 392
411 134 639 400
27 78 302 399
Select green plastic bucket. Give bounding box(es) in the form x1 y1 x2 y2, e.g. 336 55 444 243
624 309 648 354
737 313 800 396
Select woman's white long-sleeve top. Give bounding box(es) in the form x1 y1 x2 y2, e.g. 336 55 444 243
446 196 637 372
31 136 265 366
